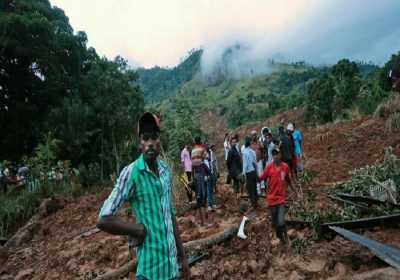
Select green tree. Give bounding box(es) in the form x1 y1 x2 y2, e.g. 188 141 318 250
380 52 400 91
331 59 361 116
306 75 336 123
0 0 88 159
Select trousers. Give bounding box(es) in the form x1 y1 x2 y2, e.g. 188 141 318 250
269 203 287 243
245 170 258 208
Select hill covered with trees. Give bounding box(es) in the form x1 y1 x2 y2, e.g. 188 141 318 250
138 48 398 129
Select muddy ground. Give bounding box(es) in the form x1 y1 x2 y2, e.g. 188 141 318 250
1 110 400 280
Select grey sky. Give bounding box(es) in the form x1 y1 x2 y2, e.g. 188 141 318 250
50 0 400 69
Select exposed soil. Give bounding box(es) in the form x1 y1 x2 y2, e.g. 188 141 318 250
2 109 400 280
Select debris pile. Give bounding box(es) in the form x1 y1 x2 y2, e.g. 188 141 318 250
336 147 400 205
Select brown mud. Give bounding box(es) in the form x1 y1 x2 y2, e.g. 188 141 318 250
2 109 400 279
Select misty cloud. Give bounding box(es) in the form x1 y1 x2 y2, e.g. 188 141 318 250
200 0 400 78
51 0 400 73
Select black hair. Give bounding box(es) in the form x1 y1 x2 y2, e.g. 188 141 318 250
194 136 202 145
245 136 251 147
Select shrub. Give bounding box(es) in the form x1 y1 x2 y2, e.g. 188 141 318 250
385 112 400 133
374 93 400 119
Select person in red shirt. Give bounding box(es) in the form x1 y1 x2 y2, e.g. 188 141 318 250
259 147 293 245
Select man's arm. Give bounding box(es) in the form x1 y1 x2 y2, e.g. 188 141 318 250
259 164 269 181
172 215 190 279
97 164 146 243
97 216 146 239
285 166 294 189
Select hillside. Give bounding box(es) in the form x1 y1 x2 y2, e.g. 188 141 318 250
138 48 386 130
136 49 202 103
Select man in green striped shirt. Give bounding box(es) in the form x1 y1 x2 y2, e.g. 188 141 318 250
97 113 190 280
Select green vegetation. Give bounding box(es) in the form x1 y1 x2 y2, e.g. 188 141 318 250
0 0 144 175
137 49 202 103
336 147 400 197
139 50 399 129
0 0 143 236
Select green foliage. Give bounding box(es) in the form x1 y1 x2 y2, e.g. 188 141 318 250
305 58 389 124
50 55 144 175
161 97 204 166
380 51 400 91
226 96 251 128
138 49 202 103
336 147 400 194
306 74 336 123
291 238 312 255
331 59 362 117
29 132 61 173
0 1 144 179
0 0 89 159
0 189 42 237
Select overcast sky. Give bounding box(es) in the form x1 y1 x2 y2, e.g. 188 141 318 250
50 0 400 68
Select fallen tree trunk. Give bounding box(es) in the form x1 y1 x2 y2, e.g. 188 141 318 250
93 261 137 280
93 225 239 280
184 225 238 252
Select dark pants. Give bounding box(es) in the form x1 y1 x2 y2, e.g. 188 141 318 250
194 171 206 208
245 171 258 208
207 173 216 207
186 171 192 182
0 179 7 193
231 175 240 193
185 172 193 202
269 203 287 243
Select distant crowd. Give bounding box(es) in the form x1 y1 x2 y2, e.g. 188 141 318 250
0 161 79 194
179 122 303 245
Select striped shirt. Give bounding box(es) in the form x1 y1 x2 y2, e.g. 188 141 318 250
99 154 178 280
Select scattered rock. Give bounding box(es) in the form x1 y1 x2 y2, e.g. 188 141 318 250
271 238 281 247
15 268 34 280
299 259 326 273
296 230 305 240
38 198 64 218
190 265 203 277
247 259 259 273
326 262 347 280
267 267 275 279
351 267 400 280
288 270 305 280
288 229 297 239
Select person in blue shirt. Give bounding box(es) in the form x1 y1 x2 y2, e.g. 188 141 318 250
287 123 303 174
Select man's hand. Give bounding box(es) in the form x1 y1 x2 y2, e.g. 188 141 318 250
128 224 146 246
180 258 191 280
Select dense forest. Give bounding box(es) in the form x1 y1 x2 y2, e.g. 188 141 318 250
0 0 144 177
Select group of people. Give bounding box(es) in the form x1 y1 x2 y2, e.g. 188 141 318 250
0 161 80 194
96 112 304 279
0 163 29 193
224 123 303 244
180 136 219 226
